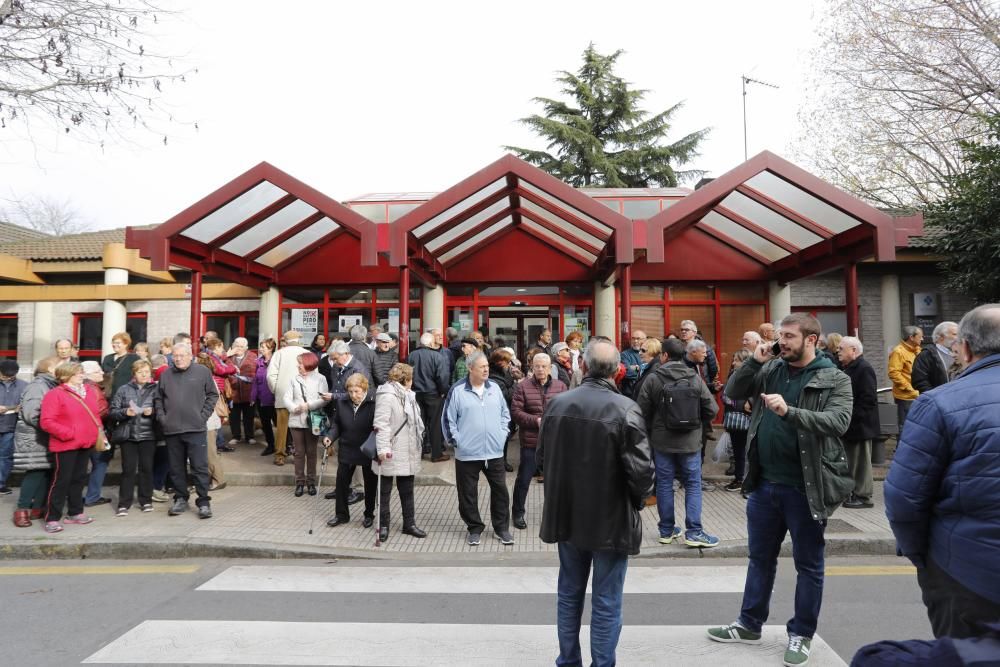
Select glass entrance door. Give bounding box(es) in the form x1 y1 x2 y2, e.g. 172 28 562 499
487 309 556 362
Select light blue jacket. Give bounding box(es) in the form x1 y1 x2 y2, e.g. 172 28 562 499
442 377 510 461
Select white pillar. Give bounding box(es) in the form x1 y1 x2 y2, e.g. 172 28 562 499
881 274 902 358
594 280 616 340
422 284 444 333
259 286 280 340
32 301 54 368
768 280 791 323
101 267 129 356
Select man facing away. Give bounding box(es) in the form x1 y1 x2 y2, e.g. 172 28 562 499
266 330 306 465
707 313 854 667
888 325 923 427
408 332 451 462
836 336 880 509
539 339 654 667
885 304 1000 639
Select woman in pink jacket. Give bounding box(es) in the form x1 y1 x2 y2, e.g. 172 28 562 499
40 362 106 533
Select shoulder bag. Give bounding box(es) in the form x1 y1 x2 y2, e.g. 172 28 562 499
361 391 408 460
66 388 111 452
100 355 128 399
297 378 328 436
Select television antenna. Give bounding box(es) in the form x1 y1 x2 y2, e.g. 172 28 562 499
742 74 780 161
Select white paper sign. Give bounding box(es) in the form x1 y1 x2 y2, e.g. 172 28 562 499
387 308 400 334
291 309 318 333
338 314 363 332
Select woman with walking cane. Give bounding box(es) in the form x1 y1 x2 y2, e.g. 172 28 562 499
372 363 426 544
322 374 378 529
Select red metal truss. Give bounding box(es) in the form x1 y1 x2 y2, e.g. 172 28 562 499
713 206 800 255
734 185 834 240
416 186 513 245
442 220 518 268
693 224 772 266
246 211 327 261
208 194 299 248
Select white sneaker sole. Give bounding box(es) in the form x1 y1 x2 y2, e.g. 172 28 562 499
707 630 762 645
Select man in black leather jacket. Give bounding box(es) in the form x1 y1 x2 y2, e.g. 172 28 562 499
538 338 654 667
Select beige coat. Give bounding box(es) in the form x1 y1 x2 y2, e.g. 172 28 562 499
266 343 305 410
371 382 425 477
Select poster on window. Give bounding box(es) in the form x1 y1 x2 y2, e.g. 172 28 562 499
291 309 319 338
387 308 400 334
338 314 363 332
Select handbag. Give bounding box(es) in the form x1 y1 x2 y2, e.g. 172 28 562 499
66 387 111 452
361 413 408 460
309 409 328 436
111 420 130 444
214 395 230 419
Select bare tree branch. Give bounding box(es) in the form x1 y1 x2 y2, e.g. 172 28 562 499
0 194 91 236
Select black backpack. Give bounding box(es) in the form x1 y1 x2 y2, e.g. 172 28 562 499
658 377 702 431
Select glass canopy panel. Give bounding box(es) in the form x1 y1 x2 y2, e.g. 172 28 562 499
350 203 386 223
425 198 510 252
438 217 514 264
387 203 422 222
520 219 598 264
181 181 288 243
413 178 507 239
220 199 319 256
745 171 861 234
622 199 662 219
256 217 340 267
520 199 605 250
698 211 790 262
719 192 825 249
519 181 614 236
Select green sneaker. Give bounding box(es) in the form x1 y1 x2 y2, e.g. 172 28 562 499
783 633 811 666
706 621 762 644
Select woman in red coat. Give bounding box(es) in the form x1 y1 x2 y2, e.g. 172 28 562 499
40 362 106 533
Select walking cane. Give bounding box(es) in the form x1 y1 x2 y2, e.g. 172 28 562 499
308 442 331 535
374 459 383 548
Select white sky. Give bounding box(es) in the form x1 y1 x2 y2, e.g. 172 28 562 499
0 0 821 231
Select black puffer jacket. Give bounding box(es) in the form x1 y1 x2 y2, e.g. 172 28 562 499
110 381 160 442
372 348 399 386
911 346 949 394
538 377 655 555
324 396 376 466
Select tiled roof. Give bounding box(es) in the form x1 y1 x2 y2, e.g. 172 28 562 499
0 227 125 260
0 221 50 245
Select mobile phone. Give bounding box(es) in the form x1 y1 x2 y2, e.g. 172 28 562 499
771 341 781 356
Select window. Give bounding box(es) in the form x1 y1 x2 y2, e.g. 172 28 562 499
0 315 16 361
74 313 147 361
204 313 260 348
279 287 422 346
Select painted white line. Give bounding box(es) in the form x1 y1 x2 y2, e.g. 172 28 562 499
196 565 749 594
84 621 846 666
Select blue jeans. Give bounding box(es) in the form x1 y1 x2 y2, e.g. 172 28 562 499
653 450 703 538
85 448 109 503
0 431 13 485
511 446 537 517
739 480 826 638
556 542 629 667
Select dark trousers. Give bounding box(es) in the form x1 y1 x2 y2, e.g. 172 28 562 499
739 480 826 638
556 541 629 667
256 403 276 448
119 439 156 508
455 457 510 534
290 428 318 484
45 449 91 522
165 431 211 507
896 398 913 428
153 444 173 491
416 392 444 458
918 556 1000 639
335 462 377 521
17 469 49 511
379 474 415 528
230 402 255 441
729 429 748 482
512 446 537 517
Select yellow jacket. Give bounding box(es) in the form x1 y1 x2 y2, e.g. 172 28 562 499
888 340 921 400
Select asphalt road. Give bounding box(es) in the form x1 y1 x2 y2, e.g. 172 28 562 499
0 555 932 666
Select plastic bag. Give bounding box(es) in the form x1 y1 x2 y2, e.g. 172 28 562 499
711 431 732 464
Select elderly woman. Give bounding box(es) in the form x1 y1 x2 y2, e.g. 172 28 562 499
372 362 426 543
252 338 277 457
282 351 330 497
632 336 663 401
11 356 60 528
323 373 377 528
110 359 159 516
721 349 753 492
565 330 585 372
226 336 258 447
102 331 141 400
40 362 105 533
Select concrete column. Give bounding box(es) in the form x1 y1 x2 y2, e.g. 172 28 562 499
423 284 444 333
32 301 54 367
101 267 129 356
594 280 616 340
881 274 902 358
768 280 791 323
258 286 280 340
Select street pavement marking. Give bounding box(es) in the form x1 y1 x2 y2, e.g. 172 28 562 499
825 565 916 576
83 621 846 665
0 564 200 576
196 565 750 594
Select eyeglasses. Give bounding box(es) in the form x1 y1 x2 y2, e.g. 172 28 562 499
680 327 695 332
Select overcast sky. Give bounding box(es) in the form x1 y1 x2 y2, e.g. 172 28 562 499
0 0 821 231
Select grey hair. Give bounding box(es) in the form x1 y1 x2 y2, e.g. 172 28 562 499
54 338 73 348
840 336 863 355
328 340 350 355
743 331 761 344
932 321 958 342
584 339 620 379
149 354 167 367
446 327 458 339
350 324 367 342
232 337 248 347
903 325 922 338
686 339 707 353
958 304 1000 358
173 333 192 344
171 342 192 354
680 319 698 332
531 353 551 365
466 351 488 369
419 332 434 347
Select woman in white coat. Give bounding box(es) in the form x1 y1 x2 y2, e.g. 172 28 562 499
281 352 330 497
372 362 426 543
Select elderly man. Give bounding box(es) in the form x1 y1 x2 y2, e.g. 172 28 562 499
510 353 567 529
54 338 78 363
535 328 553 357
758 322 777 343
266 330 306 465
680 319 719 389
539 339 654 667
371 333 398 387
443 352 512 547
888 325 923 426
348 324 376 378
452 337 478 384
325 340 371 405
0 360 27 495
367 323 382 350
620 330 647 398
226 337 258 447
742 330 762 351
911 321 959 394
685 338 721 463
408 332 450 462
886 304 1000 638
155 343 219 519
837 336 880 509
428 328 454 371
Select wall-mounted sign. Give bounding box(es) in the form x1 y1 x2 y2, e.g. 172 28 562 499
913 292 939 317
338 314 363 332
387 308 400 334
291 309 318 333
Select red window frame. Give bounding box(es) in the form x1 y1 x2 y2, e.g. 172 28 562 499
202 312 259 344
443 284 593 342
278 287 422 341
0 314 17 359
73 312 147 361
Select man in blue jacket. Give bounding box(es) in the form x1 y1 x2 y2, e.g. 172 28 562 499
885 303 1000 639
443 352 512 547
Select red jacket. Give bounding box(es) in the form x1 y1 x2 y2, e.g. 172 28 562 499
227 351 258 404
511 375 568 448
40 384 103 453
199 352 236 395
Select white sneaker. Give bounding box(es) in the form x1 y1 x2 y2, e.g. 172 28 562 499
228 439 239 446
247 438 257 446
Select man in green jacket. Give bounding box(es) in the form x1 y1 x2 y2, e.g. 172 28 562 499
707 313 854 667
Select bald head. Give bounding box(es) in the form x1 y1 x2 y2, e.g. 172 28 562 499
958 304 1000 362
583 339 620 379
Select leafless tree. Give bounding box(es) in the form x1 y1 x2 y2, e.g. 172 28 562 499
0 0 191 147
1 194 90 236
795 0 1000 209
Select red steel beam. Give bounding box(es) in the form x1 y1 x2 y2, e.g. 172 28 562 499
693 224 771 266
517 207 603 257
189 270 202 353
735 184 834 239
517 222 596 267
207 194 299 248
246 211 326 261
431 207 513 257
417 186 513 244
169 235 273 279
442 222 517 267
713 205 801 254
516 186 612 241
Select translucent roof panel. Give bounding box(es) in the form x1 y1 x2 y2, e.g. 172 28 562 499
256 217 340 268
181 181 288 244
349 192 437 202
439 217 514 264
220 199 318 256
520 199 605 250
414 178 508 239
745 171 861 234
718 191 824 249
426 198 510 252
520 219 598 264
698 211 790 262
519 181 613 237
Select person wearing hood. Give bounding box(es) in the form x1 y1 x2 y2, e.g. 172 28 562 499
637 338 719 548
11 356 60 528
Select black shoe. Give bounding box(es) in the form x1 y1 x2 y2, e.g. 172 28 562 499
0 486 12 495
84 497 112 508
402 525 427 538
294 484 305 497
217 445 235 453
843 497 874 509
260 447 275 456
307 484 317 496
513 514 527 530
326 516 347 527
324 490 337 500
378 526 389 543
504 461 514 473
168 499 188 516
362 516 374 528
347 489 364 505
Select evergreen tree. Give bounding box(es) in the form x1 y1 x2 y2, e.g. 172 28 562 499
505 44 708 187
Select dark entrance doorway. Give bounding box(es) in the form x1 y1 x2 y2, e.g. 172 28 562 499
486 308 555 362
